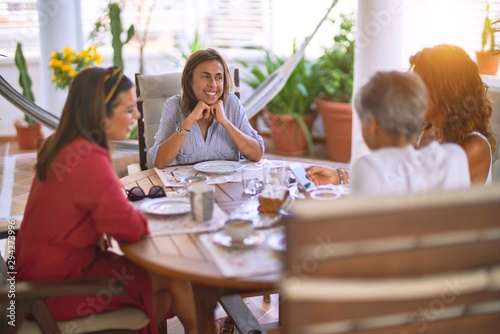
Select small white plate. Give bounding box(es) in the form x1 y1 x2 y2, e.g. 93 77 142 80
267 230 286 252
140 198 191 216
310 189 341 200
193 161 243 175
212 230 265 249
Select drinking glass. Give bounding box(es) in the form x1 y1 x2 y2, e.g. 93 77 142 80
242 164 264 195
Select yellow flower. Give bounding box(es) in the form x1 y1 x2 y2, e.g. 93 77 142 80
50 45 102 90
95 54 102 65
62 47 74 56
77 50 88 59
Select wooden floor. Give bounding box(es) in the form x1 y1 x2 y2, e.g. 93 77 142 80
0 137 338 333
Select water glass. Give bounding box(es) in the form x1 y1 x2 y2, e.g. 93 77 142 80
188 184 215 222
263 161 287 186
177 175 208 196
242 164 264 195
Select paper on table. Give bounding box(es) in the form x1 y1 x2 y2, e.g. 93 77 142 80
199 227 284 277
132 193 228 236
155 165 242 187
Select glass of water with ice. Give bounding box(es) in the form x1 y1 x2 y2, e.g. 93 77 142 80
242 164 264 195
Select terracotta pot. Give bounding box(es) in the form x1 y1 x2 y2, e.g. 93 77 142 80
264 109 315 157
316 98 352 163
15 122 43 150
476 51 500 75
248 110 261 132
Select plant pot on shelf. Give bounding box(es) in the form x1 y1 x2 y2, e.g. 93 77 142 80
476 51 500 75
15 122 44 150
316 98 352 163
264 109 315 157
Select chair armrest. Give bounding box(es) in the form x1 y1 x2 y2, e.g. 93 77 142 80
0 278 125 302
219 294 267 334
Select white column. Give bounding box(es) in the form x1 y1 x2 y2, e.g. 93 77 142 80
351 0 405 162
38 0 83 119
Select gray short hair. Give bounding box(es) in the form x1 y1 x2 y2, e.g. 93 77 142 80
354 71 427 139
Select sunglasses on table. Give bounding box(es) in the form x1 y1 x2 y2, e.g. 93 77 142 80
126 185 166 202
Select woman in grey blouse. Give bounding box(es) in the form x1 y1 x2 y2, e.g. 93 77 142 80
149 48 265 167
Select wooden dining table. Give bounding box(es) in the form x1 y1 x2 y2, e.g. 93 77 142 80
118 168 282 334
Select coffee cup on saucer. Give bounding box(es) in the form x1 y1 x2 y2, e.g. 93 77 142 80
224 219 254 243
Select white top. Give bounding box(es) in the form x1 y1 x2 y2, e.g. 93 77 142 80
148 93 265 166
466 131 492 186
351 141 470 196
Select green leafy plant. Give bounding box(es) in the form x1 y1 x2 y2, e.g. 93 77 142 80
180 30 205 61
313 12 355 102
481 4 500 54
239 43 317 155
14 42 36 125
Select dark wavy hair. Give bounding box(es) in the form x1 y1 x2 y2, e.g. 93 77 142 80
410 44 496 153
180 48 232 113
36 66 133 181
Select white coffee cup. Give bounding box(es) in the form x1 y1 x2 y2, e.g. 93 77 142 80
224 219 254 242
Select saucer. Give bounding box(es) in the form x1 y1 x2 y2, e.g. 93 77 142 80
267 230 286 252
212 230 265 249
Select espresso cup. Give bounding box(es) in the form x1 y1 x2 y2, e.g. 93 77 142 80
224 219 254 242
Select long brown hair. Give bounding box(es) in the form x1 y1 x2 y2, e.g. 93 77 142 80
410 44 496 153
180 48 232 113
36 66 133 181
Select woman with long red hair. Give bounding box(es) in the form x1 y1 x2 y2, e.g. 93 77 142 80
410 44 497 185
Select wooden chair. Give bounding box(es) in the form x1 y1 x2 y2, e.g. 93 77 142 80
0 227 152 334
281 184 500 334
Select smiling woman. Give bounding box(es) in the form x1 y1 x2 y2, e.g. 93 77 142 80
149 48 265 168
14 66 199 334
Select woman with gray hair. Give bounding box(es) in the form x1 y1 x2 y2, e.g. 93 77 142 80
306 71 470 195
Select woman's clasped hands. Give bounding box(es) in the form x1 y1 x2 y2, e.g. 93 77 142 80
191 99 228 124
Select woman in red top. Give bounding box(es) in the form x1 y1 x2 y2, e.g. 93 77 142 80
15 67 197 333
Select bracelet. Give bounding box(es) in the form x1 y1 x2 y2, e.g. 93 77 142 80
336 168 344 185
344 169 349 184
176 125 190 136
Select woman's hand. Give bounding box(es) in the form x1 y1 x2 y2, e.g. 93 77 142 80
210 100 228 125
306 166 339 185
96 234 111 252
189 101 212 123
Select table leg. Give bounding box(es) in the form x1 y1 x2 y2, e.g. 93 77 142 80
192 283 221 334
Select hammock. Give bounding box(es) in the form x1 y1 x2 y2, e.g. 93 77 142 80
0 0 339 150
243 0 339 119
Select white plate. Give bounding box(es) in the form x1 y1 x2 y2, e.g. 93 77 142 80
140 198 191 216
267 230 286 252
212 230 265 249
310 189 341 200
193 161 243 175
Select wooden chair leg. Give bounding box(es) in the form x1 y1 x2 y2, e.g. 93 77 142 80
158 318 168 334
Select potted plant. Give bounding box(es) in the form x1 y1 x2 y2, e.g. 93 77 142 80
313 12 355 163
13 42 43 150
240 46 317 157
476 4 500 75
